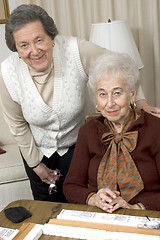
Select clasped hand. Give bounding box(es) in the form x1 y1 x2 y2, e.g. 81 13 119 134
88 188 135 213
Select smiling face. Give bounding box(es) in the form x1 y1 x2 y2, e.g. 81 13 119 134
96 75 136 128
13 20 54 72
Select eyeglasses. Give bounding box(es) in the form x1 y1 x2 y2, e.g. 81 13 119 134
144 215 160 229
48 169 63 195
138 215 160 229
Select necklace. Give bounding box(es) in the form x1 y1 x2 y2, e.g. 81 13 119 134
28 59 54 85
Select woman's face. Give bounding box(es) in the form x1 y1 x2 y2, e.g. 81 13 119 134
96 75 136 126
13 20 54 72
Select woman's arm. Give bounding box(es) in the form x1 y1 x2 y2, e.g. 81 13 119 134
0 70 43 168
129 114 160 211
0 71 58 184
63 123 98 204
129 192 160 211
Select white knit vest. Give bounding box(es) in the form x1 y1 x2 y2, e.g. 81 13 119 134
1 35 88 157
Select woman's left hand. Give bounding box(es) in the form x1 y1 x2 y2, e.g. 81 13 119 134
107 196 142 213
146 106 160 117
136 99 160 118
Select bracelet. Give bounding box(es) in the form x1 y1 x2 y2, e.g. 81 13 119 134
137 202 145 210
86 192 96 205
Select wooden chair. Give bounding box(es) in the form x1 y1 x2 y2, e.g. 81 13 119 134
84 113 101 122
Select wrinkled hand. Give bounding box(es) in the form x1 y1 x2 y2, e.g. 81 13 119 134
33 163 54 184
145 106 160 117
136 99 160 118
88 188 120 212
108 196 137 212
88 188 143 212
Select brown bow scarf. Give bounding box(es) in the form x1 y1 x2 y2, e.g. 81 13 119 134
97 108 144 202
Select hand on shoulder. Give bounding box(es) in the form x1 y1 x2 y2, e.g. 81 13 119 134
136 99 160 118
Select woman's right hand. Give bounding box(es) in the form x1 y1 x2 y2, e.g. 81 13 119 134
33 163 54 184
87 188 120 212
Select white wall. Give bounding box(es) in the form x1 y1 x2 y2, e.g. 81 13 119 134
0 0 17 63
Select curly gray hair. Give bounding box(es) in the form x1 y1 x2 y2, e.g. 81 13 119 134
88 52 140 102
5 4 58 52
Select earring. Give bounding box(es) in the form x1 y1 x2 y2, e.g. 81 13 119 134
96 104 101 112
129 102 136 110
18 55 21 59
52 42 55 47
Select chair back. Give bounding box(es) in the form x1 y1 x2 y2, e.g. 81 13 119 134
84 113 101 122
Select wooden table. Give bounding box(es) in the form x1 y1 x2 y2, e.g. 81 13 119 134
0 199 160 239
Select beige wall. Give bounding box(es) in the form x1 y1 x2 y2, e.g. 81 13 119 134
2 0 160 107
0 0 16 63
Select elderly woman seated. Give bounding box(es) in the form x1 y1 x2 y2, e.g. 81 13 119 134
63 52 160 212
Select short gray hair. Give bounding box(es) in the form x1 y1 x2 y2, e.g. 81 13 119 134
5 4 58 52
88 52 140 101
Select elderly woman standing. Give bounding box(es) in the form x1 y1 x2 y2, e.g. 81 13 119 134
0 4 159 203
0 4 110 202
63 53 160 211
